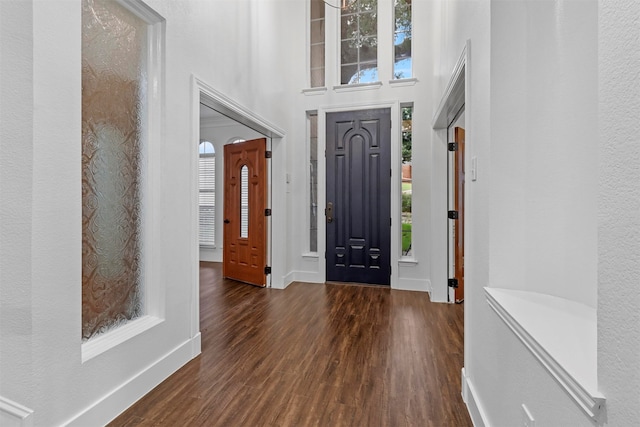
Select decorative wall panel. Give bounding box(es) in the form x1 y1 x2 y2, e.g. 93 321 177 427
82 0 147 340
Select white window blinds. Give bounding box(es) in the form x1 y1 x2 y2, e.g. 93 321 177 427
199 143 215 246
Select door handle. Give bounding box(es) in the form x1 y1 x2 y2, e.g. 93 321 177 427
326 202 333 223
224 219 230 224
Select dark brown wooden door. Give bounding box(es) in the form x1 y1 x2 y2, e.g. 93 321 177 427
223 138 267 287
454 127 465 302
326 109 391 285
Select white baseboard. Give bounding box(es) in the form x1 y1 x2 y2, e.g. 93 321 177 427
0 397 33 427
191 332 202 356
292 271 324 284
279 271 324 289
394 277 431 293
278 272 295 289
63 336 200 427
462 368 491 427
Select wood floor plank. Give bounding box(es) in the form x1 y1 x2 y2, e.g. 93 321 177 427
109 262 472 426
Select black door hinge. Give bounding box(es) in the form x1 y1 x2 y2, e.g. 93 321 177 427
448 278 459 288
265 208 272 216
265 150 272 158
448 210 459 220
448 142 458 151
264 266 272 275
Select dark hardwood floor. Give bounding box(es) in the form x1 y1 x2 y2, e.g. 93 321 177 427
109 262 472 426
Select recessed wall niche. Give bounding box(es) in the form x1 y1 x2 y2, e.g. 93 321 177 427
81 0 148 340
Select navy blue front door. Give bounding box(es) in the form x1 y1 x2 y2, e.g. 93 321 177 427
326 108 391 285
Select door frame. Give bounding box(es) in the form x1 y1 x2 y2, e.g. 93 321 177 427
318 101 401 288
432 41 469 304
190 76 285 342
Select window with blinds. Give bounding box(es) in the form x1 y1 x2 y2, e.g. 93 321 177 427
199 141 215 246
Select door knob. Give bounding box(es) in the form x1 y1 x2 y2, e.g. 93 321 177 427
224 219 230 224
326 202 333 223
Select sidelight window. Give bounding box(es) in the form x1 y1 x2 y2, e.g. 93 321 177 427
308 112 319 252
199 141 215 247
401 105 413 257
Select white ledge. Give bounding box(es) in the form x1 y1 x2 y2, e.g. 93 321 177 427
389 77 418 87
302 87 327 96
0 396 33 426
484 287 605 420
333 81 383 93
82 315 164 363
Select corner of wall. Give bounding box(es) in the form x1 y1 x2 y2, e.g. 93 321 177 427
62 336 200 427
461 369 490 427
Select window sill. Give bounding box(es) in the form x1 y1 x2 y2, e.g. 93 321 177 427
398 257 418 266
484 287 605 420
199 244 216 250
82 315 164 363
389 77 418 87
302 252 319 259
333 81 383 93
302 87 327 96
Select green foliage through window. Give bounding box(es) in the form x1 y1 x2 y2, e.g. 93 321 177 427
401 105 413 257
394 0 412 79
341 0 378 84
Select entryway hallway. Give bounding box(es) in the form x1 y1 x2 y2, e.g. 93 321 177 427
110 262 471 426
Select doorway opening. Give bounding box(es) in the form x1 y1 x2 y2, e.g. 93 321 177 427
447 108 465 304
191 77 285 342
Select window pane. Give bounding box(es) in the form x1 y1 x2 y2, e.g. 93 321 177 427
309 113 318 252
240 165 249 238
360 38 377 62
394 0 412 79
341 0 378 85
341 64 359 85
341 14 357 40
357 61 378 83
344 0 358 14
311 44 325 70
359 12 377 37
199 150 215 246
341 41 358 65
310 68 325 87
82 0 147 340
311 0 324 20
401 106 413 257
310 0 326 87
311 19 325 44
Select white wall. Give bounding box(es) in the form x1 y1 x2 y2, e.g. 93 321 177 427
597 0 640 423
0 0 36 421
434 0 602 425
0 0 292 425
489 0 598 307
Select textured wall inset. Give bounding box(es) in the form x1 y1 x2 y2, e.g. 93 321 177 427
81 0 147 340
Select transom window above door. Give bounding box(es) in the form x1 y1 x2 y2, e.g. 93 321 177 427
307 0 413 87
341 0 378 84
